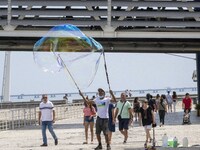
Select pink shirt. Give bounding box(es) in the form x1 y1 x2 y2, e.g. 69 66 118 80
83 106 96 116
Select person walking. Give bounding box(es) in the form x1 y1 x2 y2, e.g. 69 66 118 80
80 88 116 150
83 101 96 144
155 94 161 111
158 94 167 127
38 94 58 147
94 88 116 150
139 99 156 147
166 91 173 112
114 92 133 144
172 91 178 112
108 101 116 145
146 93 156 112
133 97 140 122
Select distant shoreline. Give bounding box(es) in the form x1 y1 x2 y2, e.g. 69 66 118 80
1 87 197 103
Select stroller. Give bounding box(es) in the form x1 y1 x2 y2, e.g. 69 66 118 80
182 109 191 125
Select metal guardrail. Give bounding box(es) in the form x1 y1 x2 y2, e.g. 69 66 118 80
0 96 197 131
0 103 84 131
0 108 37 130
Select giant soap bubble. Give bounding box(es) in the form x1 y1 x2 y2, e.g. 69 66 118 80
33 24 103 89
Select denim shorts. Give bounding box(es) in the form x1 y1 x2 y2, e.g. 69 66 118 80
108 119 115 132
84 116 94 122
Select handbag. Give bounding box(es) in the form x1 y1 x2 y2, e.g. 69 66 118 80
117 101 127 121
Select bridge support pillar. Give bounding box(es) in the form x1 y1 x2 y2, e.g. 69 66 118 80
196 52 200 104
1 51 11 102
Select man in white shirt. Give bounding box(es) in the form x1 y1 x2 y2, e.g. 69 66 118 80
94 88 116 150
38 94 58 147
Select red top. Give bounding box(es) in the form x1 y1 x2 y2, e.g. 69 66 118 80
182 98 192 109
83 106 96 116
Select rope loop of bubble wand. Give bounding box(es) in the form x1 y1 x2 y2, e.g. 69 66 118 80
102 50 111 91
56 54 86 99
49 41 85 99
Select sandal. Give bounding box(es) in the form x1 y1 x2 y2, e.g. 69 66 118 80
149 138 153 143
83 142 88 144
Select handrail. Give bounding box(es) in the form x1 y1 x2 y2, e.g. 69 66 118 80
0 103 84 131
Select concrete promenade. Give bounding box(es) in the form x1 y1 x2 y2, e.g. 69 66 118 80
0 103 200 150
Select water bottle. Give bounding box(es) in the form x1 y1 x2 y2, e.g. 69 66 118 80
162 133 168 147
182 137 188 147
173 137 178 148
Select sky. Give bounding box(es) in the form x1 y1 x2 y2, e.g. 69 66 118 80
0 51 197 96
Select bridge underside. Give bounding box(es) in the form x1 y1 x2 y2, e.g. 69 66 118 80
1 0 200 103
0 36 200 53
0 0 200 52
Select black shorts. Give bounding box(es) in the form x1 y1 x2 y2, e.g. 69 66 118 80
96 116 109 135
118 119 130 130
184 108 191 113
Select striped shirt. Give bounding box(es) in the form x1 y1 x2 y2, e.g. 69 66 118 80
39 101 54 121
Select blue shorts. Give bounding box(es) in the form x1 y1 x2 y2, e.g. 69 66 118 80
119 119 129 130
108 119 115 132
84 116 94 122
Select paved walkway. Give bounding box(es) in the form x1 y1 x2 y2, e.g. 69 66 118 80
0 103 200 150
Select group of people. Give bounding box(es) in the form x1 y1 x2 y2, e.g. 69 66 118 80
81 88 157 150
81 88 133 150
137 91 192 127
37 90 193 149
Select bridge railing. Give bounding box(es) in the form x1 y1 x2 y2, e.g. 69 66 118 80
0 103 84 131
0 96 197 131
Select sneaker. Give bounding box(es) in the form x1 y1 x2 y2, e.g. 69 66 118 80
40 143 47 147
144 142 147 148
55 139 58 145
107 144 111 150
94 144 102 150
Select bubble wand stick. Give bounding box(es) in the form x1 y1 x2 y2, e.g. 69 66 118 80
102 51 111 91
55 53 86 98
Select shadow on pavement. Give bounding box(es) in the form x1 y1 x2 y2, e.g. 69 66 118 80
17 122 84 130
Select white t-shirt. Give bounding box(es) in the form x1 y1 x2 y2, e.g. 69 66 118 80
166 94 173 104
39 101 54 121
95 97 111 118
